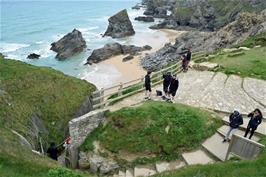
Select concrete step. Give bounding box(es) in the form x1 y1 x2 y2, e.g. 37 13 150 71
182 149 215 165
113 170 126 177
125 169 134 177
222 116 266 136
217 125 260 142
155 160 185 173
202 133 229 161
134 165 157 177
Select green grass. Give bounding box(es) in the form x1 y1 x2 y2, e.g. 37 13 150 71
0 55 96 177
81 102 222 165
0 56 96 144
235 30 266 48
152 136 266 177
0 127 93 177
210 46 266 80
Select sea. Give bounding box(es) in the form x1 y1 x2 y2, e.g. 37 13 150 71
0 0 169 88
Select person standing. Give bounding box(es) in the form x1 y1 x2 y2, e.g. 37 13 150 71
223 109 243 142
181 48 191 72
162 72 172 100
47 142 59 161
244 109 263 139
168 75 179 103
144 71 152 100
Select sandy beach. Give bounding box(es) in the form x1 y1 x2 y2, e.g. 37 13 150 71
100 29 184 86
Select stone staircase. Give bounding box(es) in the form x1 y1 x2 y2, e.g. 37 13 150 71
112 118 264 177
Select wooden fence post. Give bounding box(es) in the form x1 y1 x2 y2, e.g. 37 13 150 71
100 88 104 109
118 82 123 97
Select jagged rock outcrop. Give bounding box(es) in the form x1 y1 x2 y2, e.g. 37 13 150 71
135 16 155 22
27 53 40 59
104 9 135 38
79 152 119 174
86 43 152 64
50 29 86 60
141 11 266 71
144 0 266 31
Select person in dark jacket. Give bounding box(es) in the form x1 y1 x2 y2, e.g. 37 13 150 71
144 71 152 100
162 72 172 99
244 109 263 139
168 75 179 103
223 109 243 142
181 48 191 72
47 142 59 161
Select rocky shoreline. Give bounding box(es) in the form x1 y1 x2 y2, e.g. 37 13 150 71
138 0 266 71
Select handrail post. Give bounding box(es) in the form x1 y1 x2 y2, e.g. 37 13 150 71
118 82 123 97
100 88 104 109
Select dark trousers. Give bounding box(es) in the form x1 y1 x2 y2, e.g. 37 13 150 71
244 127 256 139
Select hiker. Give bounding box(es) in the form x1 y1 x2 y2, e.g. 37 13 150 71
168 75 179 103
47 142 59 161
223 109 243 142
144 71 152 100
244 109 263 139
162 72 172 100
181 48 191 72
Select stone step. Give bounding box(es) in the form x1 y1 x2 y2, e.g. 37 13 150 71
125 169 134 177
113 170 126 177
217 125 260 142
222 116 266 135
155 160 186 173
202 133 229 161
134 165 157 177
182 149 215 165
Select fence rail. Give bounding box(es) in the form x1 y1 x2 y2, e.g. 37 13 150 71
91 51 207 110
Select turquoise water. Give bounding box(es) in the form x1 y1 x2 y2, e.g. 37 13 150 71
1 1 168 88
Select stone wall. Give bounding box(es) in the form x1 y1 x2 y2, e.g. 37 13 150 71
69 108 109 147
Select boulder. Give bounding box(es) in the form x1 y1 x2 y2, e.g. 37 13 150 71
135 16 154 22
50 29 86 60
104 9 135 38
27 53 40 59
88 154 119 174
193 62 219 71
122 55 134 62
86 43 152 64
132 4 141 10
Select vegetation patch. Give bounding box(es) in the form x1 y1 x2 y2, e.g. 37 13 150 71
0 56 96 144
209 46 266 80
81 102 222 164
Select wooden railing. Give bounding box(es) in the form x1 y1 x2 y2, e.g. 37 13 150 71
91 51 207 110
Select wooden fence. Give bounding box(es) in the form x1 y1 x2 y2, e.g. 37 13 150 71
91 52 207 110
225 134 265 160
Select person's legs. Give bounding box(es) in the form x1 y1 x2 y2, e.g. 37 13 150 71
224 127 237 142
244 127 250 137
249 128 256 139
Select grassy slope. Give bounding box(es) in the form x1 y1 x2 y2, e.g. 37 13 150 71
81 102 222 164
0 55 96 176
209 31 266 80
0 56 96 143
153 137 266 177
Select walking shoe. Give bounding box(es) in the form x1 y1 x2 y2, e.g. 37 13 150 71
222 139 227 143
144 97 148 99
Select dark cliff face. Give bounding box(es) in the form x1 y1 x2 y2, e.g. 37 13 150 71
143 0 266 31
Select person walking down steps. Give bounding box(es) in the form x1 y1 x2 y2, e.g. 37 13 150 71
223 109 243 143
144 71 152 100
244 108 263 139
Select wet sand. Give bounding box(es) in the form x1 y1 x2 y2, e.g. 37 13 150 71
101 29 184 84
